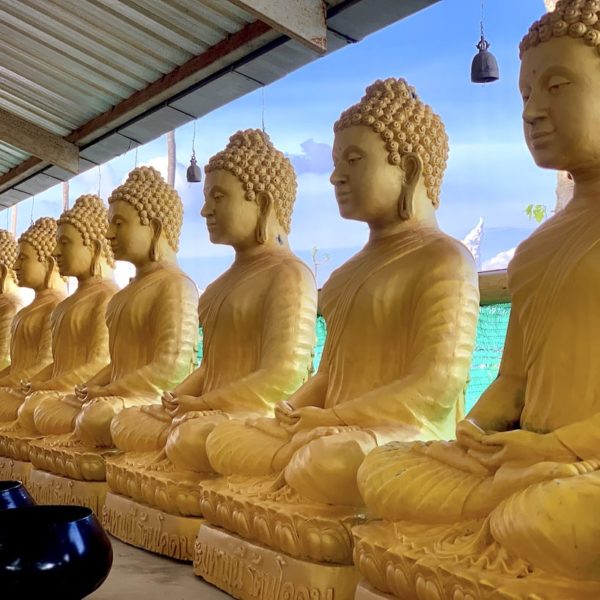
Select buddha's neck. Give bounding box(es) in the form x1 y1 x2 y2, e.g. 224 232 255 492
368 215 438 242
234 239 287 262
570 166 600 207
134 256 178 279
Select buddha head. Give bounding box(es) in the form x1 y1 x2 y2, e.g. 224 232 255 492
55 194 114 280
14 218 60 291
107 166 183 267
520 0 600 172
0 230 18 294
331 78 448 227
202 129 296 249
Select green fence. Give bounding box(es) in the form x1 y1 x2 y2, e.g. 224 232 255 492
197 303 511 412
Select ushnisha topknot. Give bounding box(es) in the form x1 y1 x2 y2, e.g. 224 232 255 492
59 195 115 268
520 0 600 58
108 166 183 252
334 77 449 207
0 230 18 275
19 217 57 263
205 129 297 233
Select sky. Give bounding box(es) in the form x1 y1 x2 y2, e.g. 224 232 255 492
5 0 556 288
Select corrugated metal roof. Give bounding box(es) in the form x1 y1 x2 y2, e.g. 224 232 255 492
0 0 439 206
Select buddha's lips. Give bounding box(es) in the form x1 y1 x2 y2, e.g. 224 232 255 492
528 130 555 146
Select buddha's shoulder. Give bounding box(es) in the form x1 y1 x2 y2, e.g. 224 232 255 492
419 232 476 269
269 253 315 284
156 266 199 292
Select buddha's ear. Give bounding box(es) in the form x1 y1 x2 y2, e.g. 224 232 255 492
255 190 274 245
0 264 7 294
398 152 423 220
44 256 56 288
149 217 163 262
90 239 102 277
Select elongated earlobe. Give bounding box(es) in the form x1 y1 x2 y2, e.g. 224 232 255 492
255 191 274 245
149 218 163 262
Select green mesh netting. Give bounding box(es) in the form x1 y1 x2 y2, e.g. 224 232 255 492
465 303 511 412
196 304 510 413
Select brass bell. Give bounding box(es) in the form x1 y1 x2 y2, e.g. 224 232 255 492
186 152 202 183
471 36 499 84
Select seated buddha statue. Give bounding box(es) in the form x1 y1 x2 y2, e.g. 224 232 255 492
0 195 118 464
28 167 199 485
103 130 317 543
0 230 23 372
354 2 600 597
0 218 66 422
197 79 480 570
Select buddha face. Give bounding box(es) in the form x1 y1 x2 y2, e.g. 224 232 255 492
107 200 155 265
520 36 600 172
201 170 260 248
330 126 404 225
53 223 93 278
13 241 46 290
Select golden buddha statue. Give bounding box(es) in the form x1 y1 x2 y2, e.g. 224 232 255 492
354 3 600 598
102 129 317 560
27 167 199 512
0 218 66 423
195 79 479 595
0 230 23 372
0 195 117 476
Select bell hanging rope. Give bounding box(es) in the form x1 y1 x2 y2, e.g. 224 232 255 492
471 0 499 84
186 120 202 183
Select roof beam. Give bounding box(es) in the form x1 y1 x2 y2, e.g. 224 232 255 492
0 108 79 174
229 0 327 53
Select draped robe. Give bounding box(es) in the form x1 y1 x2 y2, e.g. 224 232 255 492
32 263 199 447
109 249 317 473
0 288 65 421
358 197 600 579
6 278 118 433
0 291 22 372
206 226 479 506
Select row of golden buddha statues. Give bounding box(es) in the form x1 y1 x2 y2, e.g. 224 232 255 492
0 1 598 596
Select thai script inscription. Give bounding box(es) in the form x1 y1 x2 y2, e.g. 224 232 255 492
196 541 335 600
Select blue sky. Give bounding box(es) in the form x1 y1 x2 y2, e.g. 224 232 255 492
8 0 555 288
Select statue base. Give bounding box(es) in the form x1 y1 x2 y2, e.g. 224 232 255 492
0 428 40 462
105 452 212 516
354 582 395 600
194 524 360 600
28 468 108 515
102 491 202 561
200 475 368 564
0 457 32 486
353 521 600 599
29 434 117 481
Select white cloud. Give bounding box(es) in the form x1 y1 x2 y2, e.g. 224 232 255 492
482 247 516 271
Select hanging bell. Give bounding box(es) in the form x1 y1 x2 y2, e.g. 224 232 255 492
186 152 202 183
471 36 499 84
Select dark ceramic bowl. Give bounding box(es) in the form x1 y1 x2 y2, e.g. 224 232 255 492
0 505 113 599
0 480 35 510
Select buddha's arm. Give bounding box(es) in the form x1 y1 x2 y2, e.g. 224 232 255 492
0 365 10 380
553 414 600 460
195 262 317 414
466 311 526 432
85 364 112 387
99 277 199 398
0 302 15 368
172 363 206 397
286 371 329 410
30 363 54 384
332 246 479 429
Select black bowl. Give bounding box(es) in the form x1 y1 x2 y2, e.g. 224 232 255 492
0 480 35 510
0 505 113 599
